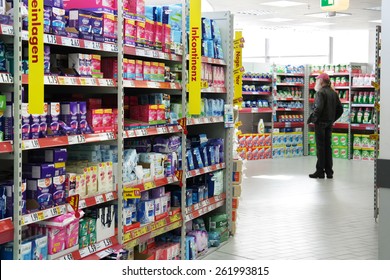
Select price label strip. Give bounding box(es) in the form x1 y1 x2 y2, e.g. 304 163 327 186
68 134 86 145
105 192 115 201
79 200 87 209
95 195 105 204
44 75 59 85
22 139 40 150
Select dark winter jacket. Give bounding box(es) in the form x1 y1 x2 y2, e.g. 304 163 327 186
308 86 343 124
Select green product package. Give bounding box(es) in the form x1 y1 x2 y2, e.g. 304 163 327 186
89 232 97 245
353 149 361 160
308 132 316 145
332 133 340 146
361 149 371 160
79 218 89 237
208 213 228 231
361 135 370 148
309 145 316 156
353 134 361 148
79 235 90 249
369 150 376 161
332 147 340 158
339 134 348 146
339 147 348 159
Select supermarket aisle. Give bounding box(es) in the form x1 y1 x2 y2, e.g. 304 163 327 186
205 157 378 260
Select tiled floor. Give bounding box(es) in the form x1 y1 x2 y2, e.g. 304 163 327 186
204 157 378 260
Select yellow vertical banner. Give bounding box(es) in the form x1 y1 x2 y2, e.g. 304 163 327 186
233 31 244 106
188 0 202 115
28 0 44 114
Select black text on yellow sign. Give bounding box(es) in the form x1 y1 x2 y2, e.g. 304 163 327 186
123 189 141 199
233 31 244 106
188 0 202 115
28 0 44 114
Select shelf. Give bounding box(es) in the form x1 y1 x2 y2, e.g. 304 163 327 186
242 78 272 82
239 108 272 114
310 72 350 76
242 91 272 96
351 104 375 108
351 124 376 130
186 163 226 178
274 97 303 101
309 85 349 90
201 87 227 93
125 125 182 138
276 73 305 77
21 205 67 226
78 191 118 209
22 75 117 87
351 86 375 89
58 236 120 260
185 193 226 222
196 240 229 260
123 80 182 89
124 45 182 62
0 218 14 245
276 108 304 112
201 57 227 65
276 83 304 87
187 116 224 126
12 132 116 153
123 175 179 192
309 123 349 129
274 122 304 128
123 213 182 245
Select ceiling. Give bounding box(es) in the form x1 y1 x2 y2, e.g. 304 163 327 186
147 0 382 32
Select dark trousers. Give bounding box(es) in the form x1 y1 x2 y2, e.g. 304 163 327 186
314 122 333 175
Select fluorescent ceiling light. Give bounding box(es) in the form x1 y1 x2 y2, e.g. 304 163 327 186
261 0 306 7
236 10 276 16
263 18 293 22
305 12 351 18
365 6 381 11
303 22 335 26
370 20 382 23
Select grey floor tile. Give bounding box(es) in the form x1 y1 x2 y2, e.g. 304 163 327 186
205 157 378 260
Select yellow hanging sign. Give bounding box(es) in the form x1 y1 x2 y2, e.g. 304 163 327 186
28 0 44 114
233 31 244 106
188 0 202 115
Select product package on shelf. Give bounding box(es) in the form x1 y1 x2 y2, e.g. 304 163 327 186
352 134 376 161
272 132 303 159
309 132 349 160
237 134 272 160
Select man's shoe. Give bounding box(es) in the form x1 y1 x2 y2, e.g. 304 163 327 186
309 172 325 179
326 174 333 179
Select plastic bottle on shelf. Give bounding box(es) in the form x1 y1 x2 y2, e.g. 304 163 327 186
356 108 363 123
257 119 265 134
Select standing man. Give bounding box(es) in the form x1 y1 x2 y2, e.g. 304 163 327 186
307 73 343 179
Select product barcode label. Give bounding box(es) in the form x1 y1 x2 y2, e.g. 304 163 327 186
105 192 115 201
0 73 12 83
61 254 74 260
1 24 13 35
135 48 145 56
125 80 135 87
95 195 104 204
102 238 113 247
96 248 114 259
44 75 59 85
79 200 87 209
126 130 136 138
135 129 147 137
102 79 115 87
45 34 57 45
170 83 177 89
103 43 118 52
168 126 174 133
157 127 168 134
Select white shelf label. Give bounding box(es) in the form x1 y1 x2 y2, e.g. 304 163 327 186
22 31 29 41
102 79 115 87
105 192 115 201
79 200 87 209
63 77 78 86
157 127 168 134
0 73 12 83
152 51 159 58
96 248 114 259
92 41 102 50
61 254 74 260
170 83 177 89
95 195 104 204
44 75 59 85
144 49 152 57
126 130 136 138
79 244 96 259
135 129 147 137
147 82 158 88
61 37 80 48
22 139 40 150
1 24 13 35
102 238 113 247
168 126 174 133
124 80 135 87
101 132 115 141
103 43 118 52
68 134 86 145
135 48 145 56
45 34 57 45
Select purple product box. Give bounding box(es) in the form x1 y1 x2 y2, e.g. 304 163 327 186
48 102 60 137
51 7 67 36
5 180 27 218
78 102 89 133
30 112 40 139
55 166 66 177
29 148 68 163
40 103 48 138
44 6 52 33
23 163 56 179
27 178 53 210
44 0 64 8
44 45 51 75
4 103 13 141
67 10 93 41
151 186 165 199
140 190 149 201
90 12 104 42
61 102 78 133
52 175 66 205
22 103 31 140
0 15 11 25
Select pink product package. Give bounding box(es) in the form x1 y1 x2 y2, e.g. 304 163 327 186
47 226 67 255
127 60 136 80
154 22 163 50
136 21 146 47
135 60 143 81
102 13 118 42
66 220 79 249
124 19 136 46
162 24 171 53
145 19 155 48
89 109 103 129
102 109 113 127
156 106 165 121
63 0 116 14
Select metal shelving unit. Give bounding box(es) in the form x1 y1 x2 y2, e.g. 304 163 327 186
374 25 381 221
1 0 234 260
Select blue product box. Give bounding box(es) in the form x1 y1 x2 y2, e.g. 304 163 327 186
171 190 181 207
0 185 6 219
211 19 222 42
90 12 104 42
67 10 93 41
52 175 66 205
137 200 155 225
51 7 67 36
61 102 79 133
202 17 212 40
0 241 32 260
28 235 48 260
27 178 54 210
186 189 193 207
21 103 30 140
5 181 27 217
206 40 215 58
192 148 204 169
0 14 11 25
44 6 52 33
23 163 55 179
151 186 165 199
186 150 195 171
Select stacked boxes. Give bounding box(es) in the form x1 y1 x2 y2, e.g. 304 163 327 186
272 132 303 158
353 134 376 161
237 134 272 160
309 132 349 159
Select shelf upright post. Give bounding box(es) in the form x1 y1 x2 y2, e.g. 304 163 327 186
348 63 352 159
303 65 310 156
180 0 189 260
12 0 24 260
116 0 125 244
374 25 381 220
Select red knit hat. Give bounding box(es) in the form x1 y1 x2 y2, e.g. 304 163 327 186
316 73 330 81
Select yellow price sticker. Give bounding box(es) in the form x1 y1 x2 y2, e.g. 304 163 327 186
236 130 242 136
201 80 209 89
370 134 379 140
143 181 155 191
375 102 380 112
371 81 380 90
37 212 44 221
235 121 243 128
